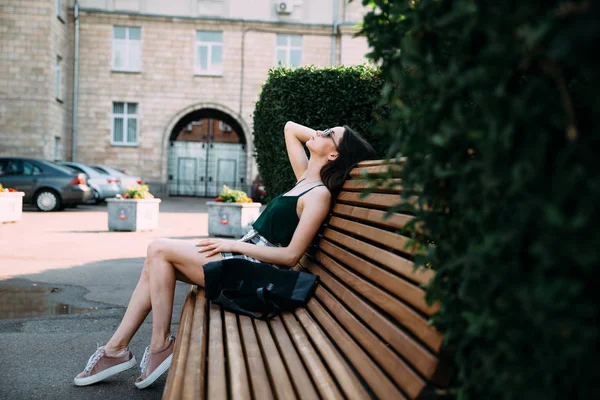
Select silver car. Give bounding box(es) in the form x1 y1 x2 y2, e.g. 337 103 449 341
90 165 143 193
0 157 92 211
57 161 122 204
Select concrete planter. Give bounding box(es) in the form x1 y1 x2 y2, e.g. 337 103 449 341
106 198 161 232
207 201 262 238
0 192 25 224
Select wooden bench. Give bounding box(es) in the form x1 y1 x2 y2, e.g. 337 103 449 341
163 160 450 400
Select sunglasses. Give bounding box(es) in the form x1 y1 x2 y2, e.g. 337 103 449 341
321 128 339 151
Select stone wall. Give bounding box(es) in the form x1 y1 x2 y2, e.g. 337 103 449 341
0 0 52 158
2 1 372 195
0 0 71 160
49 0 72 161
72 14 349 188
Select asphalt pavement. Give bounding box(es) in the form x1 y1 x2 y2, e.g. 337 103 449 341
0 198 211 400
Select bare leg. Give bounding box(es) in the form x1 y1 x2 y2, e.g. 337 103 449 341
104 253 199 355
145 238 222 352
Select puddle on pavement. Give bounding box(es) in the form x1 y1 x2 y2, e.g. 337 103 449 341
0 285 99 320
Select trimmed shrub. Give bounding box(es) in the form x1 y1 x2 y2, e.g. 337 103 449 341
253 65 387 199
360 0 599 399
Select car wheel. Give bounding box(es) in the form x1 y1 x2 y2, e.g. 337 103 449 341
35 190 62 212
92 189 101 205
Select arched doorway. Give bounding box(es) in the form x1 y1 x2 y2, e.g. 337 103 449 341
167 108 248 197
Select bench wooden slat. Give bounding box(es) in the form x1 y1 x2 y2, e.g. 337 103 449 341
355 159 387 167
315 285 425 398
307 297 408 400
281 314 345 400
319 239 437 316
342 178 402 193
332 203 414 230
297 257 441 380
254 319 298 399
315 251 443 351
207 305 227 399
269 316 321 400
225 312 251 400
295 308 372 400
355 158 406 168
349 164 402 177
182 290 209 400
238 315 274 400
328 215 418 256
163 286 195 399
323 228 434 285
337 191 412 209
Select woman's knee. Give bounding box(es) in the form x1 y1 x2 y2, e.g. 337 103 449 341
147 238 171 259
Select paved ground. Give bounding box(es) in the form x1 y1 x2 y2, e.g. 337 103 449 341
0 198 212 400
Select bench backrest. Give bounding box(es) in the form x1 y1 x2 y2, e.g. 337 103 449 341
296 159 449 399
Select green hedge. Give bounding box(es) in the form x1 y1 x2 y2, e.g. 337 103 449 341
253 65 387 199
361 1 599 399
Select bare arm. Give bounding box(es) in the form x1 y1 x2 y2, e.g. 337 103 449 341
284 121 314 180
234 187 331 267
198 188 331 267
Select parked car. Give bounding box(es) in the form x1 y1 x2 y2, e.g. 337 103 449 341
57 161 121 204
0 157 92 211
250 175 266 203
90 165 143 193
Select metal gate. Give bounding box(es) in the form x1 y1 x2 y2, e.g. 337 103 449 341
167 141 247 197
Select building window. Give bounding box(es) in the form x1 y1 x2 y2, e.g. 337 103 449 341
195 31 223 75
111 102 139 146
276 35 302 67
112 26 142 72
55 56 62 101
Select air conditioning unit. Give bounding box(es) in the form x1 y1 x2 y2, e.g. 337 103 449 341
275 0 292 15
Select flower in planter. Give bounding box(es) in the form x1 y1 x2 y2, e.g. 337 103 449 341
0 184 18 193
116 184 154 200
216 185 253 203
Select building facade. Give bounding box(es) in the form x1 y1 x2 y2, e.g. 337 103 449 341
0 0 371 196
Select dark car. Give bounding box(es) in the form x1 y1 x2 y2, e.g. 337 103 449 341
0 157 92 211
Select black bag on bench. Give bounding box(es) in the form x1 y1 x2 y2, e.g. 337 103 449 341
203 258 319 320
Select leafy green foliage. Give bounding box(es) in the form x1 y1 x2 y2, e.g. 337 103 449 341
253 65 388 199
360 0 600 398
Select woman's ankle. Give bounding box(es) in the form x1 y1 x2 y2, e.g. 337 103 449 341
149 333 172 353
104 341 128 356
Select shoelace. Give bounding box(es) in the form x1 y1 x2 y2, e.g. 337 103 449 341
84 344 104 373
139 335 175 373
139 347 150 373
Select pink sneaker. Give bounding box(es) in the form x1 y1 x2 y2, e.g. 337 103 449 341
74 346 137 386
135 335 175 389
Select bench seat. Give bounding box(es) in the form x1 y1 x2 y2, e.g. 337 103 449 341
163 160 450 400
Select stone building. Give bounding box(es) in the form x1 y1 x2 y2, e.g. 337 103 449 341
0 0 371 196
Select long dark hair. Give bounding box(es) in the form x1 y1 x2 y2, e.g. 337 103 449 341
320 125 377 197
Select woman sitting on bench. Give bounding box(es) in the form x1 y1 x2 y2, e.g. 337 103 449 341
74 121 376 389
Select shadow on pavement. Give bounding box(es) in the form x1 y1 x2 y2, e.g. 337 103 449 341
0 257 192 400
